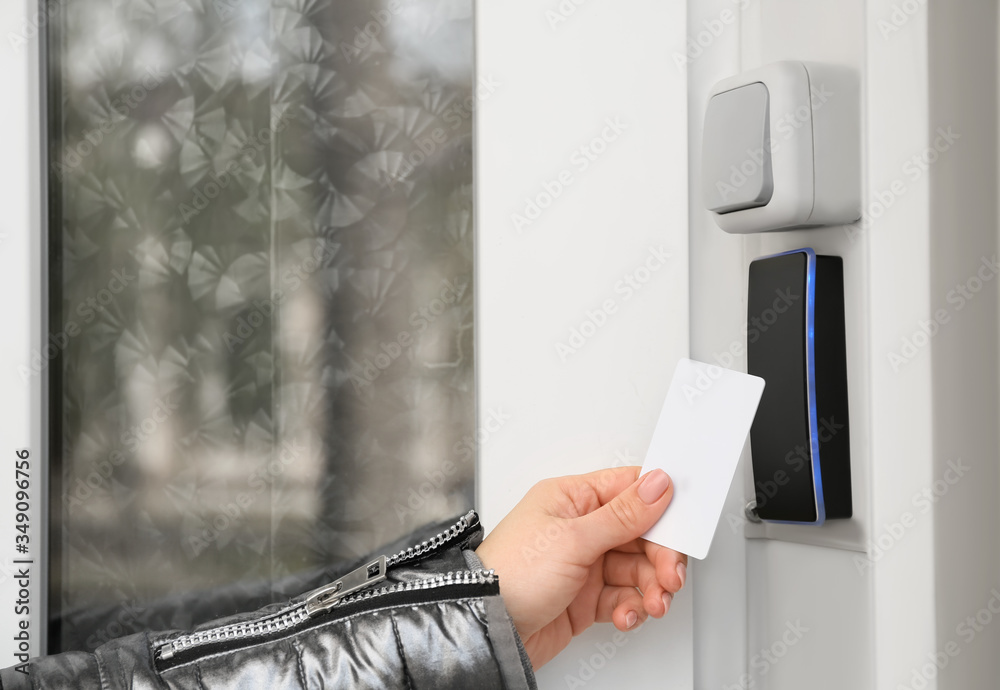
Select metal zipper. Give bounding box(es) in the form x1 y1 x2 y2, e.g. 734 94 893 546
384 509 478 568
334 568 496 607
156 568 496 663
155 510 480 663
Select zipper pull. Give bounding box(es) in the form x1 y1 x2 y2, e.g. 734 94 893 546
304 556 387 616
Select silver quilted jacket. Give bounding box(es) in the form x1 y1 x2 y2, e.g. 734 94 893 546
0 511 537 689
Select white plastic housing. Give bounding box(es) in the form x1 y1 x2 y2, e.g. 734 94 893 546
703 61 860 234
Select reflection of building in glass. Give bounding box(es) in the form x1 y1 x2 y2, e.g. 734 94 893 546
50 0 474 652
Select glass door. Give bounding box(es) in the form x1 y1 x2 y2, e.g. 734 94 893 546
45 0 475 653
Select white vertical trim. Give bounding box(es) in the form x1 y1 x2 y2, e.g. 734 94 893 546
685 1 748 688
865 1 938 687
0 0 47 664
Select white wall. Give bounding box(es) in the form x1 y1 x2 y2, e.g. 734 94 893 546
475 2 692 688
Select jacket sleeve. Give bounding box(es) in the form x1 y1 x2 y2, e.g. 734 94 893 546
1 511 537 690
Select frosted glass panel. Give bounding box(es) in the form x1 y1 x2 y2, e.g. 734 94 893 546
48 0 474 652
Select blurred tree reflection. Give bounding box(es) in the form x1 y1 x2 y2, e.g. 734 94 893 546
51 0 474 651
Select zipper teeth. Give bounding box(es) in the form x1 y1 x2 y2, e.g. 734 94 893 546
337 568 496 606
157 569 496 661
159 606 310 659
156 510 479 662
385 509 476 567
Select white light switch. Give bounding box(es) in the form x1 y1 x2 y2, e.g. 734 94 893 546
702 83 773 214
701 61 860 234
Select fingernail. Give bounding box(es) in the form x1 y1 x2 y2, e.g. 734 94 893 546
638 469 671 504
626 610 638 629
677 562 687 589
662 592 673 614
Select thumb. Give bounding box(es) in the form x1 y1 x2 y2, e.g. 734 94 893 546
575 469 673 562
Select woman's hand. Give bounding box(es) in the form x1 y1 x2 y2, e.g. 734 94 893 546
475 466 688 669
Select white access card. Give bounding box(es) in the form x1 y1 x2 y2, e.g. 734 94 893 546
640 359 765 560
